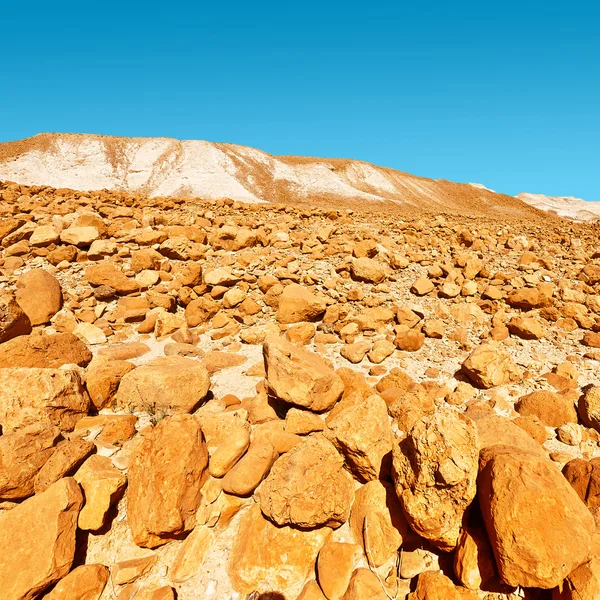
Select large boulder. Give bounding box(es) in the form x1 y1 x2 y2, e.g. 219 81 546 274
43 564 109 600
15 269 63 325
478 446 595 588
407 571 478 600
0 424 60 499
276 283 327 324
578 386 600 432
228 504 331 597
257 434 355 528
0 478 83 600
351 258 387 283
85 262 140 295
0 367 90 432
392 410 479 551
349 480 410 567
74 454 127 531
84 360 135 411
263 336 344 412
127 414 208 548
552 558 600 600
0 332 92 368
325 393 392 482
515 390 578 428
0 294 32 343
116 356 210 413
460 341 520 389
562 457 600 509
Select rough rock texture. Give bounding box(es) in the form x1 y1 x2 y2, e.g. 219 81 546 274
228 504 332 596
74 454 127 531
317 542 361 600
325 393 393 482
0 367 90 432
392 410 479 551
478 446 595 588
0 332 92 368
407 570 478 600
0 424 60 499
349 479 409 567
342 569 388 600
116 356 210 413
0 293 31 342
276 283 327 324
0 478 83 600
578 386 600 432
43 564 109 600
264 336 344 412
127 414 208 547
460 341 521 388
15 268 63 325
84 360 135 410
515 390 578 427
453 527 496 590
552 558 600 600
258 434 355 528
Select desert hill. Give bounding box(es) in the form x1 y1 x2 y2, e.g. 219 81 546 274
0 133 547 219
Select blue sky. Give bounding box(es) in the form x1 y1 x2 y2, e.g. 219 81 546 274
1 1 598 200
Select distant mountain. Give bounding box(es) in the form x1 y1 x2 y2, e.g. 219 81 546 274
517 193 600 222
0 133 545 219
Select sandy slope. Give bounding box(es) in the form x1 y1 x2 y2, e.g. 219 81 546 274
0 133 544 219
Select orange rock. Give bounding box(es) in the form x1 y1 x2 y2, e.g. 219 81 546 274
127 414 208 548
112 554 157 585
258 434 354 528
34 437 95 493
317 542 361 600
228 504 331 596
324 394 392 482
453 527 496 590
394 329 425 352
84 360 135 410
170 525 213 583
221 436 278 496
515 390 578 428
349 480 409 567
0 478 83 600
0 366 90 432
264 336 344 412
393 410 479 551
478 446 595 588
407 570 478 599
276 283 327 324
460 341 520 389
341 568 388 600
0 424 60 500
43 564 109 600
116 356 210 413
0 332 92 368
86 262 140 295
15 268 62 325
0 293 32 343
74 454 126 531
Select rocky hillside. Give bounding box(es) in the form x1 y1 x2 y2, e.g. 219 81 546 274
0 133 546 219
2 179 600 599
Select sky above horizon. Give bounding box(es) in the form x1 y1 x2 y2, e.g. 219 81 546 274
1 1 598 200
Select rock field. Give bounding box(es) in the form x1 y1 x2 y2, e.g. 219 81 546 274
1 178 600 599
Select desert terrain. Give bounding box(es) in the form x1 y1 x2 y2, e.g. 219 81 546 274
0 141 600 600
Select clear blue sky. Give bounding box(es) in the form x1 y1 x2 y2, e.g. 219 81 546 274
1 1 598 200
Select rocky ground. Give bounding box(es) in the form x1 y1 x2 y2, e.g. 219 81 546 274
1 179 600 600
